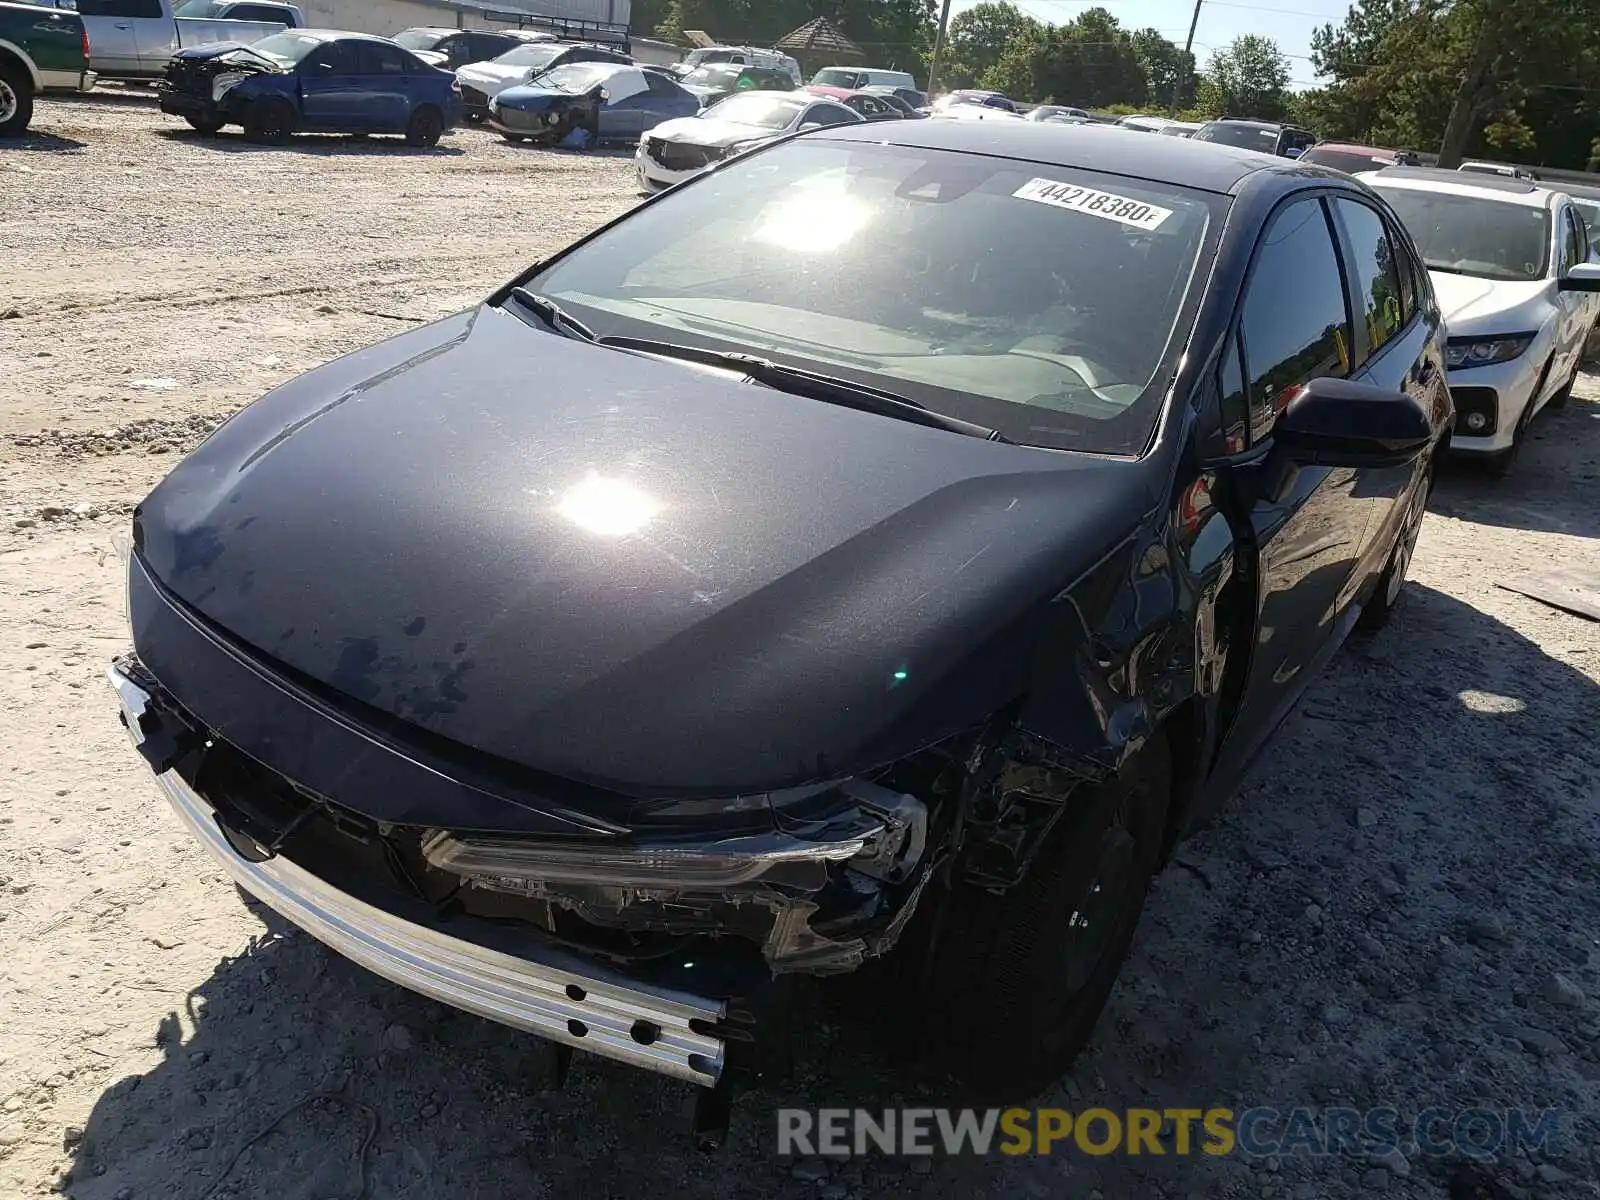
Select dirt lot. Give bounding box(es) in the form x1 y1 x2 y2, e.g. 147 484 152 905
3 96 1600 1200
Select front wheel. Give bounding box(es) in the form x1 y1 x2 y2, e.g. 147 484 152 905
242 98 294 145
915 737 1172 1098
0 63 35 138
184 114 224 136
405 105 444 148
1358 462 1431 633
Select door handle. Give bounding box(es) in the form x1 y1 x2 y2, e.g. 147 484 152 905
115 21 132 28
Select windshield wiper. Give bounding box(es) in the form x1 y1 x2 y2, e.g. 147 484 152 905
1424 264 1469 275
506 287 597 341
596 335 1009 442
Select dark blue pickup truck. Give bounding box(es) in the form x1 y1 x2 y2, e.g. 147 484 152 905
158 28 461 145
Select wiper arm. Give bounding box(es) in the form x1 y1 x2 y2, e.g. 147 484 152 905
596 335 1010 442
505 287 597 342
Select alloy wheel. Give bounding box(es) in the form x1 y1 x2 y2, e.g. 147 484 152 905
0 79 17 126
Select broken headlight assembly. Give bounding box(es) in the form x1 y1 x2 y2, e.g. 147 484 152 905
421 778 930 974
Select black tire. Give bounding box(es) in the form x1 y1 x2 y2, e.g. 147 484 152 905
464 110 485 124
1547 357 1579 409
242 98 294 145
184 114 224 136
0 62 35 138
916 736 1172 1098
1358 462 1431 633
405 105 444 148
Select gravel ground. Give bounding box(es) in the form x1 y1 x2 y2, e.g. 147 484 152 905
2 96 1599 1200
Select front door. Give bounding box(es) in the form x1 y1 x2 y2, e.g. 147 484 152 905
1328 195 1441 576
1213 194 1373 769
298 39 368 130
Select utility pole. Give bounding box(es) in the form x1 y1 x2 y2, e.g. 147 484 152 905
1169 0 1203 117
927 0 954 98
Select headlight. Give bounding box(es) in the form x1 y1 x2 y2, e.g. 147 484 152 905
1445 334 1534 370
212 71 251 102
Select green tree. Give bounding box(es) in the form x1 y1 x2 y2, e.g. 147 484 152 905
986 7 1147 107
942 2 1041 88
1199 34 1289 120
1129 27 1194 111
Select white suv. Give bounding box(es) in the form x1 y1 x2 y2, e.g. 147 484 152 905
1363 166 1600 474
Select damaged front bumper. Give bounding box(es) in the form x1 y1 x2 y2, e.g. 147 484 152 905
108 656 932 1086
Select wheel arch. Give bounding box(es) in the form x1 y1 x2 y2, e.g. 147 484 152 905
0 42 42 92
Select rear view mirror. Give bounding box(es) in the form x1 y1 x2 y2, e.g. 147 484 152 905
1272 376 1433 469
1559 262 1600 291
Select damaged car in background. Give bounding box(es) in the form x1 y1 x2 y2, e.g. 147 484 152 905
109 120 1451 1141
157 29 461 145
488 62 698 147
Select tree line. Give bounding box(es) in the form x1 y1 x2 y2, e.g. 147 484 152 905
632 0 1600 170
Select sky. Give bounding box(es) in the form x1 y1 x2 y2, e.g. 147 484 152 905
950 0 1358 89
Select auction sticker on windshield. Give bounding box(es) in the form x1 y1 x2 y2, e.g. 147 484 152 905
1012 178 1174 230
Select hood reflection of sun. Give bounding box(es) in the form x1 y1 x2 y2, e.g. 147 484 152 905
556 475 662 537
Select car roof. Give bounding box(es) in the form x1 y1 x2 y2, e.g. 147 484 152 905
1556 181 1600 200
813 118 1305 194
1312 141 1395 155
293 29 395 44
1365 165 1551 204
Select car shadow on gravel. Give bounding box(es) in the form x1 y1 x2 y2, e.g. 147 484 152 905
7 131 89 152
57 585 1600 1200
152 130 466 158
1430 395 1600 539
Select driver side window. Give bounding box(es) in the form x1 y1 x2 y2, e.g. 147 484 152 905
802 104 854 128
304 42 360 74
1237 197 1354 443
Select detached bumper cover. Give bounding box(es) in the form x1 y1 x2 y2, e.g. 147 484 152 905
110 663 728 1087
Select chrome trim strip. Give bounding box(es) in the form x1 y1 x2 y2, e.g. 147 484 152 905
109 666 726 1086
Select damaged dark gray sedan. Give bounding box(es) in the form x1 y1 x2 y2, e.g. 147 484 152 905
109 121 1451 1133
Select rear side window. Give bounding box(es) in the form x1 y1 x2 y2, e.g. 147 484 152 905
305 40 359 73
801 103 855 127
1331 198 1405 360
1238 197 1352 441
229 4 288 20
362 43 413 74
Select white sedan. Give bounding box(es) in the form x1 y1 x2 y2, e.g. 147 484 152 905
635 92 861 192
1365 166 1600 474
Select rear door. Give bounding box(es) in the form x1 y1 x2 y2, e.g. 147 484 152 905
76 0 158 75
359 40 416 131
1213 193 1370 765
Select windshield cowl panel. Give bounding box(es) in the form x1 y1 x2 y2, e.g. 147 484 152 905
523 141 1218 455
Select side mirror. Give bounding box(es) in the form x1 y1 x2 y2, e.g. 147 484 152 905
1559 262 1600 291
1271 376 1433 469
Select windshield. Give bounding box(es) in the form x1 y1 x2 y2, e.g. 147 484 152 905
811 69 861 88
527 141 1214 453
1194 122 1278 150
1372 186 1551 281
246 32 325 66
535 62 621 92
495 44 563 69
393 29 448 51
703 93 805 129
683 65 743 88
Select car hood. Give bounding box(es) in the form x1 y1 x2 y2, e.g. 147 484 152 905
132 305 1152 797
1428 271 1553 332
413 49 448 66
649 115 777 147
171 41 281 66
457 62 534 93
